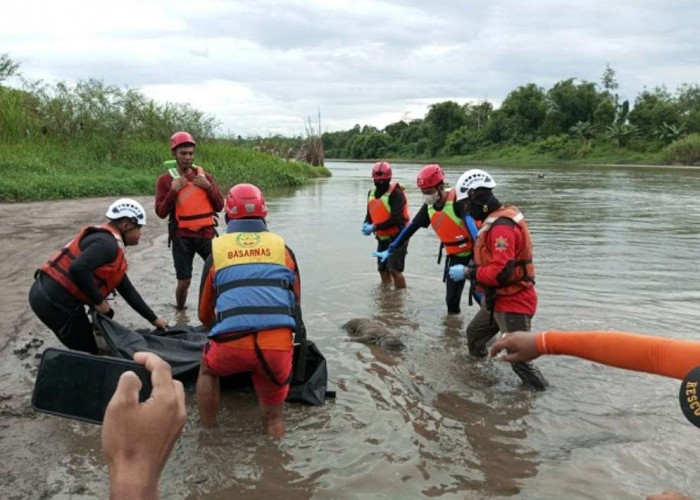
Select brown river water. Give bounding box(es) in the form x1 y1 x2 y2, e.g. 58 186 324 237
1 161 700 499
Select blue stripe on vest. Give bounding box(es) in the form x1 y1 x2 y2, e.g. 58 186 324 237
210 262 296 338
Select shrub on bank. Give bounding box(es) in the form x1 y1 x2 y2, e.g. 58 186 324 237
663 134 700 166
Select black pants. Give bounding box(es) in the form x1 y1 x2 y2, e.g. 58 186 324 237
466 302 532 357
444 254 472 314
172 236 213 280
28 273 97 354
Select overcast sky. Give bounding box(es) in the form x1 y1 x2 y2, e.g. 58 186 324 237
3 0 699 137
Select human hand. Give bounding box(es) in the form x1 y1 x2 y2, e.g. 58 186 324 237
646 491 694 500
373 249 391 262
448 264 467 282
171 177 187 192
95 300 114 316
490 331 541 363
362 222 375 236
192 175 211 190
102 352 186 500
152 317 169 332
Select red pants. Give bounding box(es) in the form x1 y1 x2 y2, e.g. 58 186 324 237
202 341 292 405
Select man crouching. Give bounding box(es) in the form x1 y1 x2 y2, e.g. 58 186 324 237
196 183 301 437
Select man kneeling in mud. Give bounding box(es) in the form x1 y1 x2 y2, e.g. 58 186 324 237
196 184 302 437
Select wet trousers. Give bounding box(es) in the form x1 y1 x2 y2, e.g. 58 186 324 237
466 301 532 357
444 254 472 314
28 273 97 354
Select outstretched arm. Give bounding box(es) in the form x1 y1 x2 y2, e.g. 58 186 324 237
116 275 168 331
491 330 700 380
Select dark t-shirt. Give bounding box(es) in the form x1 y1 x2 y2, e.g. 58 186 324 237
44 231 157 322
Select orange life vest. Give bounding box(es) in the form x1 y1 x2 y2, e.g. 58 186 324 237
367 182 410 240
173 166 216 231
428 188 474 256
40 224 127 304
474 205 535 296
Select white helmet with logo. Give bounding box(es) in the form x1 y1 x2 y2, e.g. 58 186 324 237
106 198 147 226
455 169 497 201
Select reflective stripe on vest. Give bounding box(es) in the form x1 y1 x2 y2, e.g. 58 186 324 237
172 166 216 231
427 189 473 256
40 224 127 304
210 231 296 339
367 182 410 240
474 205 535 296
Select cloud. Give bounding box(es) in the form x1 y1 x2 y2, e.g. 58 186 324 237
3 0 699 135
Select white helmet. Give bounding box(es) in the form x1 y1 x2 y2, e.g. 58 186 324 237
106 198 147 226
455 169 497 201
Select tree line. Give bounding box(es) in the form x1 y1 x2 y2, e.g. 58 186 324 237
3 53 699 165
321 65 700 165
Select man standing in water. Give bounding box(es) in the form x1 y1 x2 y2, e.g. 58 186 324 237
196 183 301 437
374 164 478 314
362 161 410 289
155 131 224 311
29 199 168 354
448 169 548 389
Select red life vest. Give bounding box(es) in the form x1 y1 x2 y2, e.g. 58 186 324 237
40 224 127 304
428 188 474 256
474 205 535 296
173 166 216 231
367 182 410 239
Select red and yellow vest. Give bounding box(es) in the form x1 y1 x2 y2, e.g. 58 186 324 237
171 166 216 231
427 188 474 257
474 205 535 296
40 224 127 304
367 182 410 240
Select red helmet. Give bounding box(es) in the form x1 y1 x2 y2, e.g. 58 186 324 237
225 183 267 219
416 164 445 189
170 131 196 150
371 161 392 180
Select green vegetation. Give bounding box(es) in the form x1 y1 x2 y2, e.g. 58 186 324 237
0 54 329 202
0 139 329 202
663 134 700 166
322 65 700 166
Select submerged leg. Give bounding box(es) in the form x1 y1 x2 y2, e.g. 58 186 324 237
259 401 285 438
196 357 221 428
466 304 499 357
495 312 548 390
390 270 406 289
175 278 191 310
379 270 393 284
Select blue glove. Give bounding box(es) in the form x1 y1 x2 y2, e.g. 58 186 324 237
373 249 391 262
362 222 375 236
449 264 467 282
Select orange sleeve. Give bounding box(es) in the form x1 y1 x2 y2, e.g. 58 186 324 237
285 248 301 303
198 266 216 330
536 330 700 380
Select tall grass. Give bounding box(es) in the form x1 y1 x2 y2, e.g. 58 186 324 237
0 139 330 202
0 60 330 202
